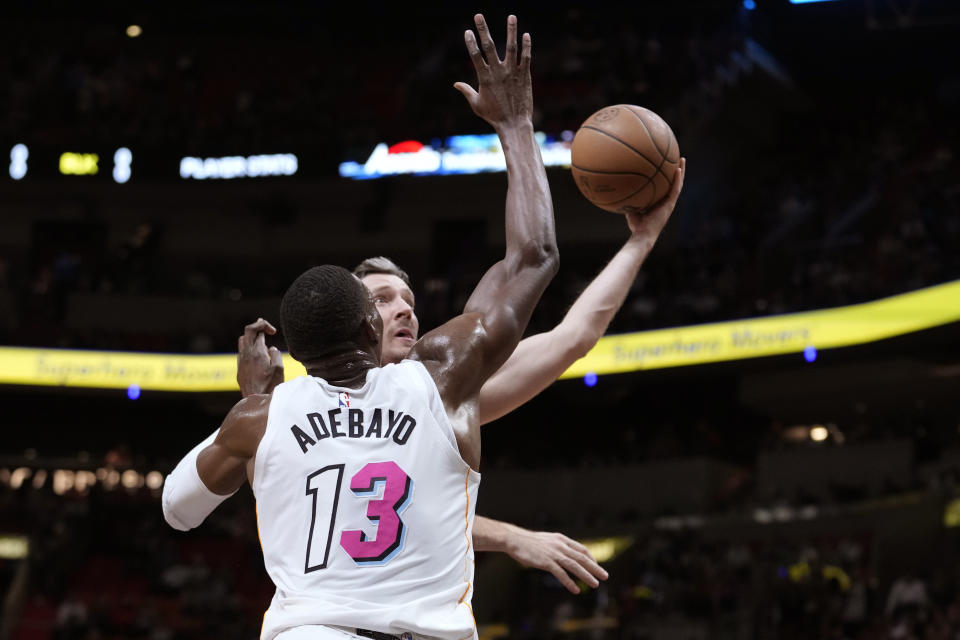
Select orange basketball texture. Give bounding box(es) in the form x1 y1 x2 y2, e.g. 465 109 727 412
571 105 680 214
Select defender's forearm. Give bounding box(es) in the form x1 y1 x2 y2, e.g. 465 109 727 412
476 234 655 425
472 515 521 552
561 234 654 345
497 121 557 264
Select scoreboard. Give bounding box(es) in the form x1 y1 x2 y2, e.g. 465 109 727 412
6 143 302 184
5 131 572 184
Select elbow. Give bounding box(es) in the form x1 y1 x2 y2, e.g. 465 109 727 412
544 243 560 276
163 511 192 532
516 240 559 277
556 315 605 360
162 503 193 532
568 326 602 360
161 476 192 531
503 242 558 285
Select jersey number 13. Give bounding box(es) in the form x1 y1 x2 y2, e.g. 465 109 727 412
304 461 413 572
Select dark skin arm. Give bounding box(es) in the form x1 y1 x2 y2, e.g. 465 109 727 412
186 318 280 494
195 394 270 494
224 15 591 585
194 13 557 490
235 316 606 592
412 14 558 470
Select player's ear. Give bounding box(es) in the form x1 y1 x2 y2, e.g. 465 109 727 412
363 306 382 350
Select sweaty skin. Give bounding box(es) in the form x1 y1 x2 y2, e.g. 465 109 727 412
232 123 685 601
185 12 558 580
186 13 687 595
234 158 684 593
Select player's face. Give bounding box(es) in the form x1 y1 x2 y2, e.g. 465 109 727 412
361 273 419 365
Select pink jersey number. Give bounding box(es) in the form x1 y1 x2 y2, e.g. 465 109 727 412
340 461 413 565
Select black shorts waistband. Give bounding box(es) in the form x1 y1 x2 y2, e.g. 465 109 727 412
355 629 411 640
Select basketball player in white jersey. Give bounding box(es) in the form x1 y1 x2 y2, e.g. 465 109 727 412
236 158 685 594
231 36 686 602
164 14 559 640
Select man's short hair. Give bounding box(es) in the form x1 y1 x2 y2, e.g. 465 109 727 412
352 256 411 287
280 265 370 362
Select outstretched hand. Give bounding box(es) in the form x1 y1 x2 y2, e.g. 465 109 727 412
507 529 609 594
626 157 686 240
454 14 532 129
237 318 284 397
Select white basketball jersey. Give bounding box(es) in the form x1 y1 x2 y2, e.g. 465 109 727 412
253 361 480 640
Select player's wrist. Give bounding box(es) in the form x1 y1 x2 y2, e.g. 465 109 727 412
499 522 529 555
240 385 268 399
625 231 657 251
239 381 262 397
239 371 278 397
493 117 535 135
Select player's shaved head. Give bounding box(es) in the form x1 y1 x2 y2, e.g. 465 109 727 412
280 265 376 362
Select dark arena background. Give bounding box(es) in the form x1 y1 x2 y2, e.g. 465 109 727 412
2 1 959 638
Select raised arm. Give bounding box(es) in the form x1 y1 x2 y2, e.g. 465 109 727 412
455 15 557 328
479 159 685 424
233 316 608 591
414 15 557 406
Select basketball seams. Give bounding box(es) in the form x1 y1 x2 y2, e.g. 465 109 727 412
624 105 666 157
580 126 674 208
602 181 656 209
581 123 675 182
658 134 675 187
580 125 662 170
624 105 680 179
574 105 680 213
571 163 653 177
602 137 673 208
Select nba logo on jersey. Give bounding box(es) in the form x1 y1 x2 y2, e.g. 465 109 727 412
338 392 350 408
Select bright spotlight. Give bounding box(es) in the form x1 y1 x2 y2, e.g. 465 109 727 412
584 372 598 387
121 470 139 489
113 147 132 183
145 471 164 490
9 144 28 180
126 25 142 38
803 346 817 363
810 426 829 442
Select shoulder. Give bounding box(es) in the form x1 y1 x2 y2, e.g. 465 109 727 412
408 313 490 406
410 313 487 364
235 392 272 413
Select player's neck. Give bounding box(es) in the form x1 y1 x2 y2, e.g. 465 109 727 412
304 349 379 389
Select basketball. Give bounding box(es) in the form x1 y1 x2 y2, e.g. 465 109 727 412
571 104 681 214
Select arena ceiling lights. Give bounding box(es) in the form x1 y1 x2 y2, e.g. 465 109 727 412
1 279 958 392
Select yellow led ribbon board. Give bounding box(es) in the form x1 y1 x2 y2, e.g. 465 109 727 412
0 279 958 391
558 278 960 378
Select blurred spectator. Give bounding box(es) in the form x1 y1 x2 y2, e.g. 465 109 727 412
886 572 931 637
